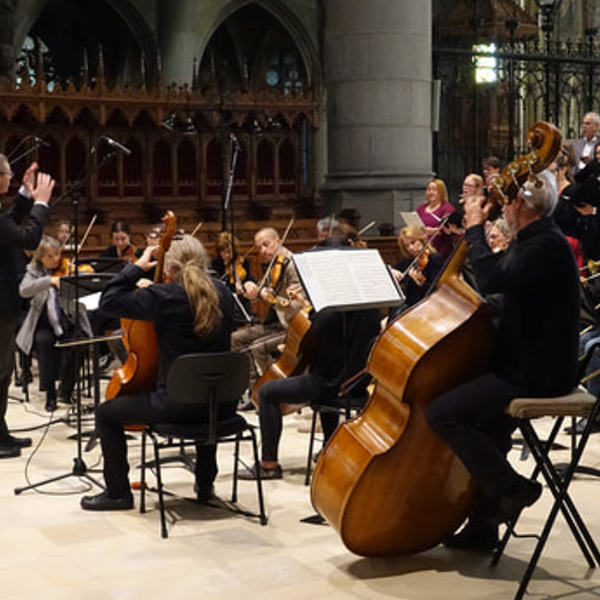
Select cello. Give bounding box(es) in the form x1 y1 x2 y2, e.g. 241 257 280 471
310 121 561 556
105 211 176 400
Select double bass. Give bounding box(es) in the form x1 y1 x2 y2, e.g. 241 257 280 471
105 211 176 400
310 122 561 556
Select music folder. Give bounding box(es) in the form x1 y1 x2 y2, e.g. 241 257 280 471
293 247 405 313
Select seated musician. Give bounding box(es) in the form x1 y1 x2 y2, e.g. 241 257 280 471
315 216 339 243
389 224 444 321
16 236 89 411
426 171 580 551
239 288 381 481
100 220 138 263
80 235 235 511
231 227 304 392
210 231 255 324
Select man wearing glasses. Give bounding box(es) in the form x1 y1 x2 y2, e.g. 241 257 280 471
0 154 55 457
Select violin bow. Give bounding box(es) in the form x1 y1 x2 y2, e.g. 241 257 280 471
328 212 336 237
190 221 203 237
357 220 376 236
257 217 295 290
76 213 97 257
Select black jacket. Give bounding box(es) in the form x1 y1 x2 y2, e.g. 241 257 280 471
0 194 48 322
465 218 580 395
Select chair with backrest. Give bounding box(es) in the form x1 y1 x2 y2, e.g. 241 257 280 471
491 346 600 600
139 351 267 538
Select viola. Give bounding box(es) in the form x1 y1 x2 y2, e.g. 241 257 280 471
105 212 176 401
310 121 561 556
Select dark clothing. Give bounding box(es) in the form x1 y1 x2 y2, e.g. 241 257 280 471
258 307 380 462
96 263 236 497
0 193 48 438
428 216 580 503
100 263 234 388
553 186 600 260
390 252 444 320
465 218 579 396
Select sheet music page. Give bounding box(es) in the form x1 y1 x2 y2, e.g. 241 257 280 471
294 249 403 312
79 291 101 311
399 211 424 229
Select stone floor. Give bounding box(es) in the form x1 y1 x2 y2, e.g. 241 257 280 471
3 378 600 600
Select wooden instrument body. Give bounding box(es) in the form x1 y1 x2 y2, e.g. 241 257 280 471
105 318 158 399
105 211 175 401
310 242 495 556
251 308 312 415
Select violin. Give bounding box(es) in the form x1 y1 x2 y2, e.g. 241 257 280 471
119 245 137 263
310 121 561 557
224 255 247 291
53 255 94 277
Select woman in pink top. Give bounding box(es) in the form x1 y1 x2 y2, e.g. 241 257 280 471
416 178 455 259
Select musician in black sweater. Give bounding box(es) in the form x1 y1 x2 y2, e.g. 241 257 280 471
427 170 580 550
81 235 235 511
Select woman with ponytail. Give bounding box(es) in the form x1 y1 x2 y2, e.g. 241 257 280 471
81 235 235 512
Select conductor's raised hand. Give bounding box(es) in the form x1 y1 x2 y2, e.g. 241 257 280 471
30 172 55 205
22 162 38 194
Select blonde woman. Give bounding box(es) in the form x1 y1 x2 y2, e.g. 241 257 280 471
17 235 86 411
416 178 455 258
81 235 235 511
390 225 444 320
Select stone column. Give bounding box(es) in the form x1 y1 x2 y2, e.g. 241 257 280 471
323 1 433 233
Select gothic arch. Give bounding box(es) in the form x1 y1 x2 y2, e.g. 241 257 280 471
13 0 159 82
199 0 321 89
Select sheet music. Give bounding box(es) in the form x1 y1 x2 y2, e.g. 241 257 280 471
399 211 425 229
79 291 101 311
294 249 404 312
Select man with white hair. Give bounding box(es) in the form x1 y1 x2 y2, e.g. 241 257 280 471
572 112 600 173
427 170 580 551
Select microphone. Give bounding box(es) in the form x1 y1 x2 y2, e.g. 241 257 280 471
101 135 132 155
33 136 50 147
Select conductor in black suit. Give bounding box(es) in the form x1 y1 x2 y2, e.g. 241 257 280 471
0 154 55 458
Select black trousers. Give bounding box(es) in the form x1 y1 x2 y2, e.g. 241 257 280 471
258 374 340 463
426 372 523 500
0 319 16 440
34 311 83 397
95 391 236 498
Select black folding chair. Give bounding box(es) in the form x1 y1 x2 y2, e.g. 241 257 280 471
492 388 600 600
139 352 267 538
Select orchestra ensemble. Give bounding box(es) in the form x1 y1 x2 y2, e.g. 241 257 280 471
2 116 600 557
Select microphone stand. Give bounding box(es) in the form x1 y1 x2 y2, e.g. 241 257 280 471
223 134 253 324
14 146 122 496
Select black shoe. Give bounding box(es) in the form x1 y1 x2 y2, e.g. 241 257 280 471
45 398 57 412
14 370 32 387
194 483 215 503
81 491 134 511
238 463 282 481
487 477 542 524
4 435 32 448
444 520 499 552
0 443 20 458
